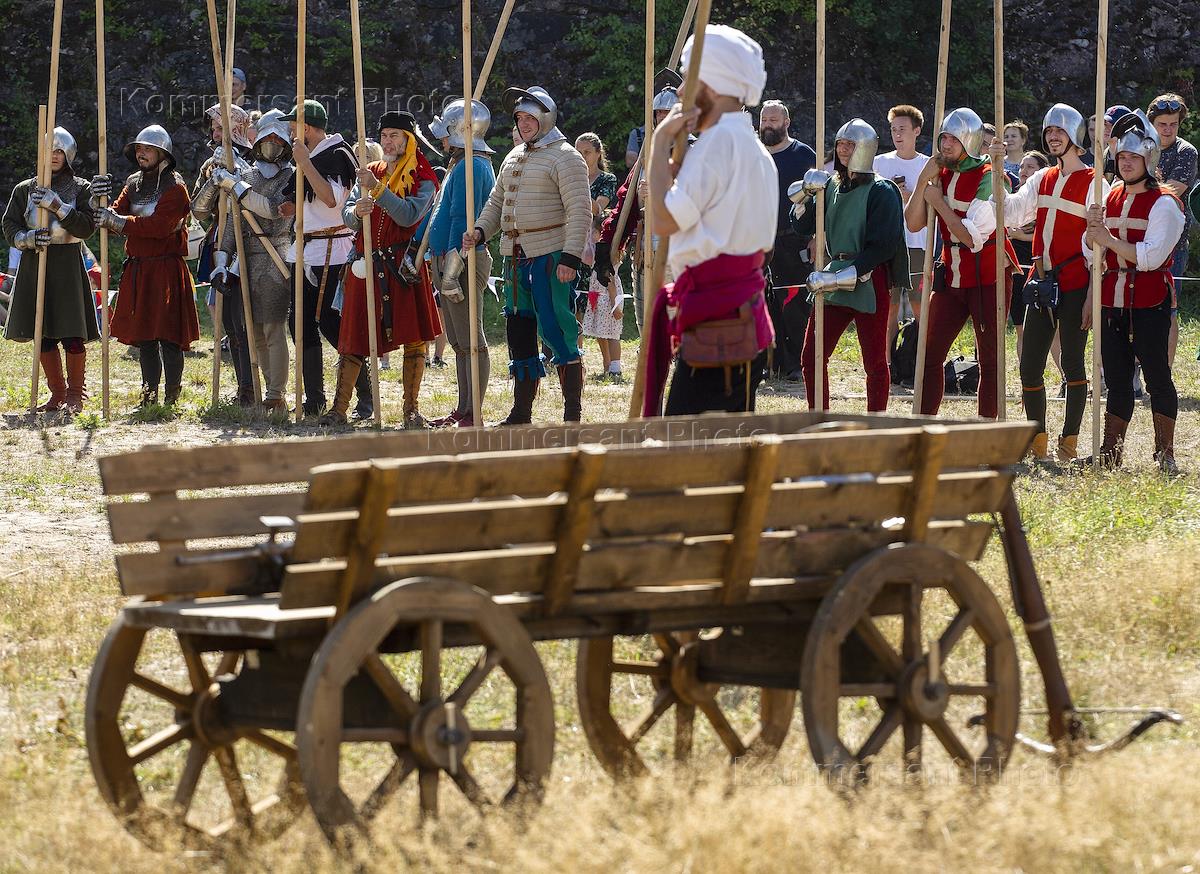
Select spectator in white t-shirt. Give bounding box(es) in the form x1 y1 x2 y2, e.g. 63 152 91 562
873 104 929 360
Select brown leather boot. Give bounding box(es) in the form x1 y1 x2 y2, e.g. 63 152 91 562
62 350 88 414
1028 432 1050 461
1152 412 1179 475
402 342 429 429
320 356 363 425
559 360 584 423
499 378 539 426
36 348 67 412
1084 412 1128 469
1057 434 1078 463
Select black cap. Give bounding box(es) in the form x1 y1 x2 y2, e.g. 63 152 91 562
378 110 416 135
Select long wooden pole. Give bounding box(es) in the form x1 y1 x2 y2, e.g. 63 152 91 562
641 0 654 410
96 0 110 418
993 0 1006 420
1090 0 1108 458
463 0 482 426
609 0 699 269
349 0 382 427
205 0 227 409
911 0 952 414
813 0 827 412
30 0 63 416
628 0 712 418
293 0 306 422
472 0 515 101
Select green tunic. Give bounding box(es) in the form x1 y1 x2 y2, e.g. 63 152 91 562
2 175 100 342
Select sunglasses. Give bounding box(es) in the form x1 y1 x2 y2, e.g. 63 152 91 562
1151 98 1184 114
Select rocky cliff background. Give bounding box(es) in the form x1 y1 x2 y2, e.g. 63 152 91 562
0 0 1196 185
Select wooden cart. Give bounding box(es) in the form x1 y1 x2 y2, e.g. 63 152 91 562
85 411 1174 850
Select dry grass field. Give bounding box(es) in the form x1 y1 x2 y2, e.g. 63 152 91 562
1 293 1198 872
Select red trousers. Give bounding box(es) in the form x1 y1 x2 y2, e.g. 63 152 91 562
918 274 1012 419
802 267 891 411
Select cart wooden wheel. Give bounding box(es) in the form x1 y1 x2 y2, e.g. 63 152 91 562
85 616 306 850
801 543 1020 783
576 633 796 778
296 577 554 844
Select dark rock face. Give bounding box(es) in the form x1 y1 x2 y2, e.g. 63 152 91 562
2 0 1197 180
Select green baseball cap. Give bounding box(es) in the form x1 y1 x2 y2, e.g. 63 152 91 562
281 99 328 130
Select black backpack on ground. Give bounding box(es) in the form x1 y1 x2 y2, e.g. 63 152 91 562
944 356 980 395
891 318 919 386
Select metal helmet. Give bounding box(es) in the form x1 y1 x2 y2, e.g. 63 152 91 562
1111 109 1161 176
123 124 176 170
504 85 558 142
429 114 450 140
652 86 679 113
834 118 878 173
938 107 984 160
51 126 77 169
252 108 293 163
443 98 495 155
1041 103 1087 152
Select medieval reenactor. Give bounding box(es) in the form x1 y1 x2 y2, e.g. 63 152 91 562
1082 111 1185 472
324 110 442 427
909 108 1019 419
278 99 367 417
426 98 497 428
994 104 1110 462
641 24 778 416
3 126 99 413
792 119 908 412
93 125 200 408
191 102 254 404
465 85 592 424
210 108 297 414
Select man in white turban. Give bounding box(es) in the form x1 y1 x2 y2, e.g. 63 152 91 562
640 23 779 417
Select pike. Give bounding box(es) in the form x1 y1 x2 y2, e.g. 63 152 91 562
993 0 1007 420
1089 0 1109 458
463 0 482 426
812 0 826 411
293 0 306 422
96 0 111 417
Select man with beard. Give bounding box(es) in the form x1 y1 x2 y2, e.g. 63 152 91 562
191 102 253 403
464 86 591 424
1083 111 1184 472
325 111 441 427
792 119 909 412
3 127 99 413
640 24 779 417
991 104 1109 461
93 125 200 408
907 108 1018 419
210 108 296 413
278 99 368 418
758 98 815 382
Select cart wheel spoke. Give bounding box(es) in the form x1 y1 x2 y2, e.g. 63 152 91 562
611 659 669 677
652 632 682 656
855 703 903 761
420 620 443 704
364 653 419 722
472 728 522 743
214 746 255 831
449 764 491 809
698 700 748 759
178 638 213 691
360 753 416 823
626 685 675 745
127 721 193 766
172 741 209 815
448 647 502 707
130 672 190 709
947 683 996 698
673 702 695 761
930 716 973 766
418 767 439 818
242 728 298 761
937 607 975 662
854 617 905 675
214 651 241 679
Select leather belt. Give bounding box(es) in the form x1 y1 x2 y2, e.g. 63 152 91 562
304 226 353 243
503 222 564 239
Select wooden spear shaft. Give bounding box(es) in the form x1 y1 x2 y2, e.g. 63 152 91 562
349 0 382 427
627 0 712 418
641 0 654 410
994 0 1006 420
293 0 306 422
1090 0 1108 458
204 0 226 409
30 0 64 416
473 0 514 101
813 0 826 412
463 0 482 426
911 0 952 414
96 0 110 418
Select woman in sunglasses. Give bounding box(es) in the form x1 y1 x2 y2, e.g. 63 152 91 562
1147 93 1197 367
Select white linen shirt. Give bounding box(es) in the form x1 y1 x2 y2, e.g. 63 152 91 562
285 134 355 267
1081 194 1186 272
663 110 778 277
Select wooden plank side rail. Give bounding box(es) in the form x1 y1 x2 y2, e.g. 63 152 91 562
334 461 401 619
902 425 948 542
721 436 781 606
543 447 607 616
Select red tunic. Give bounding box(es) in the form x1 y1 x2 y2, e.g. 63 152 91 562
338 157 442 357
937 162 1020 289
109 181 200 348
1031 166 1094 293
1101 184 1180 309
